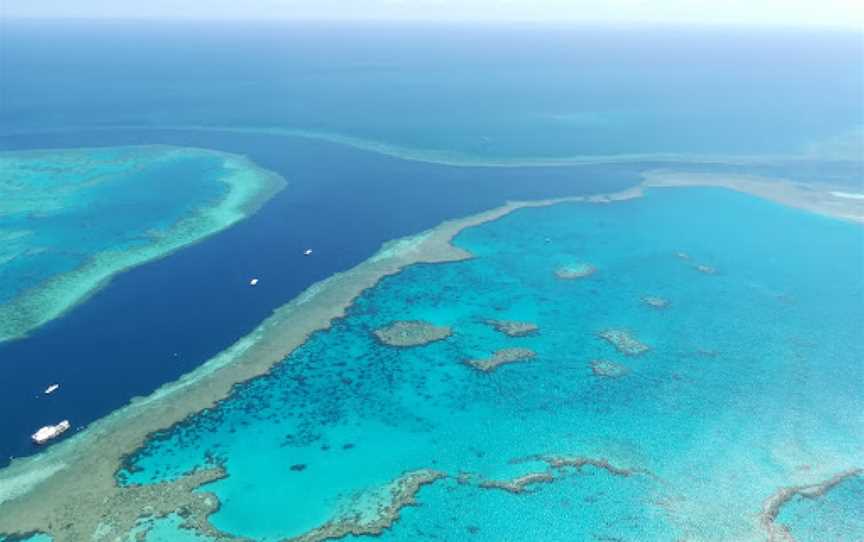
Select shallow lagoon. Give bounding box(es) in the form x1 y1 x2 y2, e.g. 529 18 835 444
0 145 283 344
120 187 863 541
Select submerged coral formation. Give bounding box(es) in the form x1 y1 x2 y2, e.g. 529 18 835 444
554 263 597 280
483 319 539 337
289 470 446 542
465 347 536 373
372 320 452 347
760 469 863 542
598 329 650 356
478 472 555 494
3 190 642 542
477 454 642 496
590 359 630 378
642 296 669 309
536 454 640 477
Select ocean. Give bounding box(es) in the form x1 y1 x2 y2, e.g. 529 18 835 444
0 19 862 541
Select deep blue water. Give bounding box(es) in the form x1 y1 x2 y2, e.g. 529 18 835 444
0 20 861 481
0 129 643 464
2 21 862 159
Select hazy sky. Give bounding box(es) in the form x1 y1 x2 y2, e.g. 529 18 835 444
4 0 864 28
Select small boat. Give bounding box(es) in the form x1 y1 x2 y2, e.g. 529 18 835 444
44 384 59 395
304 249 313 256
249 278 259 286
32 420 70 445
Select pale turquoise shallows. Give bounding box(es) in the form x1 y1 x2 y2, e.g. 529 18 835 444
122 187 864 541
0 145 285 343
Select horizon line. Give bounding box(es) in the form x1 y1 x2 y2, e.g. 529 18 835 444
3 15 862 32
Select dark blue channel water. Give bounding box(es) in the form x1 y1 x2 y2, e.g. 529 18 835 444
0 129 645 465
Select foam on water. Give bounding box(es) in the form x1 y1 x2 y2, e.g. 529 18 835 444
116 187 863 541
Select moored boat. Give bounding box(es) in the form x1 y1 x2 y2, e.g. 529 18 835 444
31 420 70 444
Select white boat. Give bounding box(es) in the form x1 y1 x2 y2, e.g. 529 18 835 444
249 278 259 286
44 384 59 395
31 420 70 445
304 249 313 256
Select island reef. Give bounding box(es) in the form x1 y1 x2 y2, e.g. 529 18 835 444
373 320 452 347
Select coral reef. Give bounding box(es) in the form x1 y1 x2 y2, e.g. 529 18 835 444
554 263 596 280
476 454 643 497
0 467 228 542
483 319 539 337
478 472 554 494
760 469 863 542
0 190 646 542
590 359 630 378
598 329 650 356
465 348 536 373
535 454 639 477
642 296 669 309
373 320 452 347
287 469 446 542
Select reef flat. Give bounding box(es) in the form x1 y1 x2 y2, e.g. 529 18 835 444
63 124 864 172
642 296 669 309
465 347 537 373
0 187 640 541
1 181 862 541
760 469 863 542
372 320 452 347
483 319 539 337
590 359 630 378
0 145 285 343
599 329 650 356
289 470 446 542
554 263 596 280
643 170 864 224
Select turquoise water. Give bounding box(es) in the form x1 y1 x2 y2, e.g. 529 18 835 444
120 187 864 541
776 475 864 541
0 144 277 342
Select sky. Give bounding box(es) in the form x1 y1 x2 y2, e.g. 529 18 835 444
3 0 864 28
